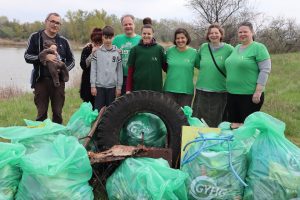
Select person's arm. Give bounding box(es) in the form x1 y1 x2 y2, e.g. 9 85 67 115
116 53 123 97
38 49 51 65
162 63 168 72
85 54 93 68
161 47 167 72
195 47 201 69
64 39 75 71
126 46 136 93
80 46 92 70
24 32 40 65
90 52 97 96
252 59 271 104
126 66 134 93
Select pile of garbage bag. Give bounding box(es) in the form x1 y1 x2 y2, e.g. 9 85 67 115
181 132 251 200
181 111 300 200
0 143 25 200
66 102 98 141
235 112 300 199
106 157 188 200
0 102 96 200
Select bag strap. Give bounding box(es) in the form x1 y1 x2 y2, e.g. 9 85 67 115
208 44 226 78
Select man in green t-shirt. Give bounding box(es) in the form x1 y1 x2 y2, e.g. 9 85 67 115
113 14 141 95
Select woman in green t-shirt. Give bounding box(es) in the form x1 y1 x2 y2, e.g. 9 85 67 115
126 24 166 92
225 21 271 123
163 28 198 107
193 24 233 127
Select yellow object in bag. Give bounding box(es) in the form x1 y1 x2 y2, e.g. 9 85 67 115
181 126 221 160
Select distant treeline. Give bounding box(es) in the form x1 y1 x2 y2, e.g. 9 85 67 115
1 9 300 53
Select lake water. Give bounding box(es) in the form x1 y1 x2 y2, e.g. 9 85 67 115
0 46 82 91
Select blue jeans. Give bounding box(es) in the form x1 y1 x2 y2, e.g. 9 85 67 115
192 90 227 127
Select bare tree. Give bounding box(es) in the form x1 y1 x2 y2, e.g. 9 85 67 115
187 0 248 25
257 17 300 53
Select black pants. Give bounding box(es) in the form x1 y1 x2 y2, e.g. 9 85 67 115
227 93 264 123
164 92 193 108
192 90 227 127
94 87 116 111
121 76 127 95
34 78 65 124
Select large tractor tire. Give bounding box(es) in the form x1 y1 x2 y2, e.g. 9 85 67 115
94 90 188 168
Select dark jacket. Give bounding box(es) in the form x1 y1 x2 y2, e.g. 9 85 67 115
79 44 93 102
24 29 75 88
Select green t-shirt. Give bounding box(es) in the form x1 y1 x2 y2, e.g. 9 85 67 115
127 44 165 92
225 41 270 94
113 34 141 76
196 43 233 91
163 46 197 94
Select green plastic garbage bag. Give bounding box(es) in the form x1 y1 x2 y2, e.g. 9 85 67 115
0 142 25 200
0 119 70 154
182 106 205 127
181 132 250 200
15 134 93 200
106 157 188 200
234 112 300 200
120 113 167 147
66 102 98 140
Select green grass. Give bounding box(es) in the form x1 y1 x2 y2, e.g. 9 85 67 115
0 52 300 146
0 88 82 126
261 52 300 144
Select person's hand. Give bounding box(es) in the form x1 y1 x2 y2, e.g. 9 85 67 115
252 91 262 104
92 43 100 53
45 54 58 63
91 87 97 96
230 123 243 129
126 91 131 94
84 42 92 48
116 89 121 97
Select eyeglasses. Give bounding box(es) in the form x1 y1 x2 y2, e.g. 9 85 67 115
48 20 61 26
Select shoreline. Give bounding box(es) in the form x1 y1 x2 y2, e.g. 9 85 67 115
0 38 84 50
0 39 27 47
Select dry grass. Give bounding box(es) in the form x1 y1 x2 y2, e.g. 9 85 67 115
0 38 27 47
0 86 24 99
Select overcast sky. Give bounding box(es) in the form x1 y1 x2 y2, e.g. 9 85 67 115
0 0 299 24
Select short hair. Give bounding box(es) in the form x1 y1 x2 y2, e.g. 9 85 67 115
238 21 254 32
45 12 60 21
173 28 191 45
102 26 114 37
141 24 154 33
121 14 135 24
206 23 225 42
90 28 102 44
143 17 152 25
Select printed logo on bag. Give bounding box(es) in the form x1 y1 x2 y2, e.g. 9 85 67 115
288 153 300 170
190 176 227 200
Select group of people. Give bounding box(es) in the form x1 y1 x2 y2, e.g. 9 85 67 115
25 12 271 128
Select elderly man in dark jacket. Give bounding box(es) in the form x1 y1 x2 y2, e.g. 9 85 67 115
24 12 75 124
